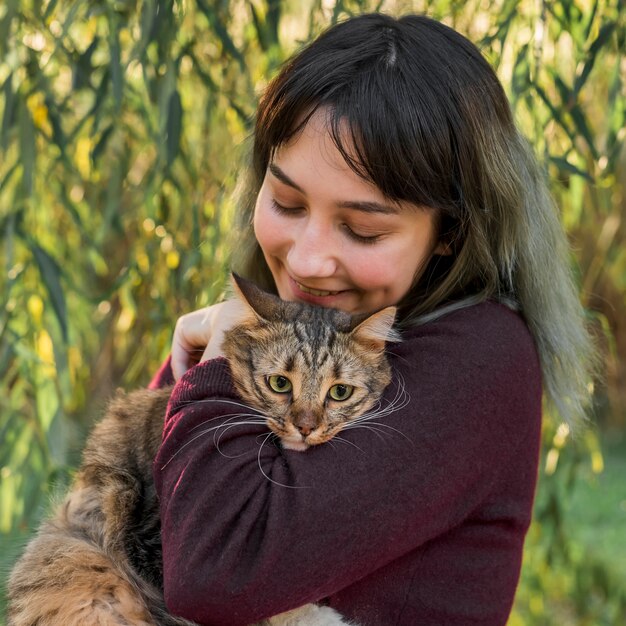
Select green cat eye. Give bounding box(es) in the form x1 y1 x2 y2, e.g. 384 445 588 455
328 384 354 402
267 375 292 393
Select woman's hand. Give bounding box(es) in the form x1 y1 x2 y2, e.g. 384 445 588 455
171 300 248 381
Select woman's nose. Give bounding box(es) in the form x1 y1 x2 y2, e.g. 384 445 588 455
286 223 337 278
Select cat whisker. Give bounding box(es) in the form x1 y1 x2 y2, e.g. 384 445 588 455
178 397 261 414
160 419 268 469
349 424 392 442
325 439 338 452
212 419 270 454
342 423 395 443
355 378 410 423
329 435 365 454
256 433 279 447
344 420 413 444
187 412 265 433
256 434 309 489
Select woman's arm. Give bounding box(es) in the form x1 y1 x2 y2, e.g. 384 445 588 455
153 301 542 626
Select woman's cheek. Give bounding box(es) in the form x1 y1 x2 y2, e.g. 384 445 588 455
349 240 425 302
254 200 282 254
348 248 397 288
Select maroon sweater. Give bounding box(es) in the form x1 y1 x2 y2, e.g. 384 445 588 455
151 301 542 626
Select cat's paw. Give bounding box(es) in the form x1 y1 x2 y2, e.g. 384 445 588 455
265 602 355 625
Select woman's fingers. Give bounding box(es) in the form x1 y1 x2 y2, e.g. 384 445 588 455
171 308 215 381
198 299 250 363
170 300 250 380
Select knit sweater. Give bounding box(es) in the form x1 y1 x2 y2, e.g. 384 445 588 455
151 300 542 626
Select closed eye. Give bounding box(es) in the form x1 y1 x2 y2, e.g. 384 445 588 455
272 199 383 244
271 199 304 215
342 225 383 244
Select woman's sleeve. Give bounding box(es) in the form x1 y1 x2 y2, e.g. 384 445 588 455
153 302 542 626
148 356 175 389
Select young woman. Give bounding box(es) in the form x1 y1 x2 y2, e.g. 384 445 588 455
149 13 596 626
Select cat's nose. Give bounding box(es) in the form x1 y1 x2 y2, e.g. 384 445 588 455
295 413 318 437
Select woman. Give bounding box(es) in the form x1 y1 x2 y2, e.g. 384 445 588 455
150 13 596 626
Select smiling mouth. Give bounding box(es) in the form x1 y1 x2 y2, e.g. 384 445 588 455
295 281 343 297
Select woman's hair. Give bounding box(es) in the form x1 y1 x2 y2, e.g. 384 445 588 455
231 12 598 427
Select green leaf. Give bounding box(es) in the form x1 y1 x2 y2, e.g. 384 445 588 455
18 101 36 197
44 93 67 156
569 105 599 160
1 73 16 151
248 1 267 51
43 0 60 21
110 28 123 110
73 36 100 91
0 0 17 58
532 83 576 145
550 71 598 158
549 156 594 183
511 44 530 97
195 0 247 71
574 21 617 96
0 161 19 195
92 124 114 163
29 242 68 343
166 89 182 168
46 408 68 468
479 0 517 52
582 0 600 42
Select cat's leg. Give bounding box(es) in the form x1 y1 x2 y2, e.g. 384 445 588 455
262 603 357 626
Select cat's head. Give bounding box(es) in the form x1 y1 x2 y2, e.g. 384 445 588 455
221 274 399 451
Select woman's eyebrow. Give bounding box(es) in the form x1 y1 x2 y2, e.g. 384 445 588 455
336 200 399 214
268 163 305 193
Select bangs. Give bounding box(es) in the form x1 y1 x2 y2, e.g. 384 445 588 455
257 62 462 214
325 84 459 212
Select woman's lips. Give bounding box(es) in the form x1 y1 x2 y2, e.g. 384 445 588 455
287 275 350 306
295 281 341 297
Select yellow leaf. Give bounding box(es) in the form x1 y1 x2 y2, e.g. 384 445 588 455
544 448 559 475
36 329 56 375
136 250 150 273
26 92 52 135
27 294 44 323
75 136 92 179
166 250 180 269
591 450 604 474
529 593 544 616
117 308 135 332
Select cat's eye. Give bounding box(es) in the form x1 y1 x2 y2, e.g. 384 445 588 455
328 384 354 401
267 375 292 394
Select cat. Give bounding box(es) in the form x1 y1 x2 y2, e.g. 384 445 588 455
7 275 398 626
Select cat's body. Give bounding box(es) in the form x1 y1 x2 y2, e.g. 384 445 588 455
8 277 397 626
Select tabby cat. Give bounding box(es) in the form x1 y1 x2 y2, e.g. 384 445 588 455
8 275 398 626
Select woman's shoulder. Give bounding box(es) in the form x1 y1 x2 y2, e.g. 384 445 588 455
387 300 542 448
391 300 541 402
399 299 537 361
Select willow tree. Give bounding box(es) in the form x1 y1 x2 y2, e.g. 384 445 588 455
1 1 624 623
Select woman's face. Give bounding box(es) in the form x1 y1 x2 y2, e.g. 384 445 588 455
254 111 447 315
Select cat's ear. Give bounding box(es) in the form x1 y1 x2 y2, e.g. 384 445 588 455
349 306 400 350
229 273 282 322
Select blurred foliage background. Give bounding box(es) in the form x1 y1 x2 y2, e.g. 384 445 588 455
0 0 624 624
